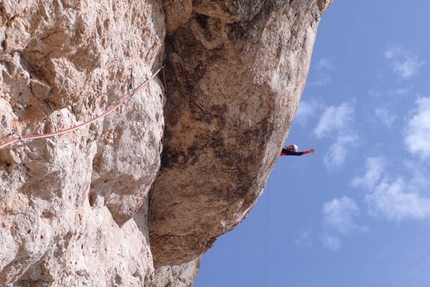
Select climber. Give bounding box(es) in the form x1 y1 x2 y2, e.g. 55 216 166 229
281 144 316 156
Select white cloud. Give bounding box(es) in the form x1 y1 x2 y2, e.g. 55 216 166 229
384 44 424 80
314 102 354 139
351 157 385 189
352 157 430 222
314 102 357 169
404 97 430 159
321 196 366 251
323 133 358 170
294 99 321 125
365 178 430 221
322 197 361 235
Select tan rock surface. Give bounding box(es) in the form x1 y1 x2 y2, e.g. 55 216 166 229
1 0 165 285
0 0 332 285
150 0 332 267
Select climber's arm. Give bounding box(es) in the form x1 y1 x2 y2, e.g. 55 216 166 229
280 148 316 156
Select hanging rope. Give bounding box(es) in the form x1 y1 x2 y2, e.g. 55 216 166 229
0 65 165 150
264 183 270 287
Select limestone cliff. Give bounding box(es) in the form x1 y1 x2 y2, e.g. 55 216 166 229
0 0 331 286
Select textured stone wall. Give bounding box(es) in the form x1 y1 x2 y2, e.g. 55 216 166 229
0 0 166 285
150 0 332 267
0 0 331 285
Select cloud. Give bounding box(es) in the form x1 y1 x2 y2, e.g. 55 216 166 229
351 157 385 189
315 58 334 71
365 178 430 221
321 197 365 251
314 102 354 139
323 133 358 170
384 44 424 80
294 99 321 125
352 157 430 222
351 98 430 222
404 97 430 159
314 102 357 169
322 197 361 235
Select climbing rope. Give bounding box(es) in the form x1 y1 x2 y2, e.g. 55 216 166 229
0 65 165 150
264 183 270 287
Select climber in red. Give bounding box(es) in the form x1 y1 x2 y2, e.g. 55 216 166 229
281 144 316 156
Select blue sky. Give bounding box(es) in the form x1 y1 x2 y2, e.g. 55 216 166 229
195 1 430 287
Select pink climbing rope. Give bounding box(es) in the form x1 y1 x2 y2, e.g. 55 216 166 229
0 66 165 150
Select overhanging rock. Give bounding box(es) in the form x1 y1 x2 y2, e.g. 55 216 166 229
150 0 332 267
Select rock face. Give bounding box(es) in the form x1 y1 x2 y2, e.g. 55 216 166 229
0 0 331 285
150 0 331 267
0 0 165 285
